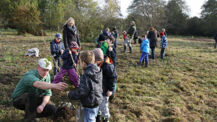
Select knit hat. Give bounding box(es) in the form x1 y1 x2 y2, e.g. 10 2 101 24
69 41 79 49
38 58 52 70
160 32 165 36
92 48 104 61
98 34 106 42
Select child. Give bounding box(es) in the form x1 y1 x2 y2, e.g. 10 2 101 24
138 34 149 67
93 48 117 122
52 42 79 88
97 34 106 48
160 32 167 59
122 31 127 52
162 28 167 37
50 33 65 77
67 51 103 122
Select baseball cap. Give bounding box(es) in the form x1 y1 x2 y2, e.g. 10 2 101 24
38 58 52 70
55 33 62 39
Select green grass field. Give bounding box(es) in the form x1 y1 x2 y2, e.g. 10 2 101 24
0 29 216 122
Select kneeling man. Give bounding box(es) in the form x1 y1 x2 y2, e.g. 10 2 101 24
12 58 68 121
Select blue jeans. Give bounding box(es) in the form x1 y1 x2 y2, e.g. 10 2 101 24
139 52 149 66
151 47 155 59
114 38 118 48
84 107 99 122
160 48 165 59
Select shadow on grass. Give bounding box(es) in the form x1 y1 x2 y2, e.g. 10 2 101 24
0 119 23 122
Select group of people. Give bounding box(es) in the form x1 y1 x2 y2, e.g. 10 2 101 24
11 16 170 122
136 27 168 67
12 17 117 122
121 21 168 67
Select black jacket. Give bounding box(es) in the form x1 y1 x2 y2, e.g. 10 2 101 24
61 49 77 70
68 64 103 108
101 60 117 96
147 31 158 48
63 24 80 48
106 45 117 67
127 25 136 38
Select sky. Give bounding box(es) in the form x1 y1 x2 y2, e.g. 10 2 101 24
119 0 207 18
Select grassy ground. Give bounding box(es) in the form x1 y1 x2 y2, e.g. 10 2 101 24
0 29 217 122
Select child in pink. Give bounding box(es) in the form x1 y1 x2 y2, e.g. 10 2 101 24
52 42 79 88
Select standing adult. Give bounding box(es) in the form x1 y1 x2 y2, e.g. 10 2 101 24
125 21 136 53
214 33 217 48
12 58 68 121
63 17 81 49
147 27 158 59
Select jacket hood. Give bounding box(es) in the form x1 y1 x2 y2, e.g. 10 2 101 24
84 64 101 83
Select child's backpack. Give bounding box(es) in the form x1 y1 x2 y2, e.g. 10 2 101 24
138 38 142 44
134 30 138 39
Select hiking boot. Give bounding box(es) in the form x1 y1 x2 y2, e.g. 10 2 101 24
109 94 115 103
96 114 101 122
102 117 109 122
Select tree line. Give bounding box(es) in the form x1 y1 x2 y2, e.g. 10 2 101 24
0 0 216 40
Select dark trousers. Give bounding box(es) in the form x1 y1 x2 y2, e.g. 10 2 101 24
160 48 165 59
134 38 137 44
13 93 56 120
151 47 155 59
53 57 61 76
214 41 217 48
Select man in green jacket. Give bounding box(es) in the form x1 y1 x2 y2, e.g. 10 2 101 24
125 21 136 53
12 58 68 121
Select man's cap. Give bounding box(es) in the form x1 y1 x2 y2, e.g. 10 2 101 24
38 58 52 70
55 33 62 39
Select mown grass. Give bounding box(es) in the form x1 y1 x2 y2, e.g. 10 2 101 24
0 29 216 122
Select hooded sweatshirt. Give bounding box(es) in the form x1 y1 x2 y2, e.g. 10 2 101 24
68 64 103 108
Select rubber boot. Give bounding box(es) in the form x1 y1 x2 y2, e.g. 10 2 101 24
145 62 148 67
96 114 101 122
129 46 132 53
124 45 126 53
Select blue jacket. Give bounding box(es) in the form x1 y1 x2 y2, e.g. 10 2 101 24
61 49 77 70
161 36 167 48
50 39 65 59
140 39 150 53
